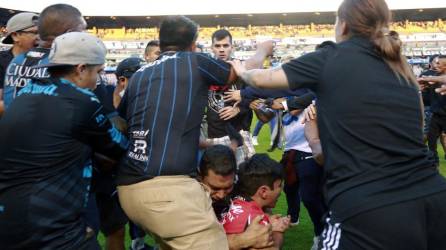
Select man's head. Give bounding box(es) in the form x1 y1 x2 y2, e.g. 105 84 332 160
211 29 233 60
2 12 39 52
44 32 106 90
38 4 86 44
115 57 145 90
159 16 198 53
199 145 237 202
237 154 283 209
144 40 160 62
429 55 439 71
436 55 446 75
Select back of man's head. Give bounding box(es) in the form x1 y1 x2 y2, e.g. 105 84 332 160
211 29 232 44
236 154 283 198
38 4 84 42
159 16 198 52
145 40 159 51
199 145 236 177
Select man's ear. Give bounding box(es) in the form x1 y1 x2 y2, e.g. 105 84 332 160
340 20 349 36
257 185 270 199
76 64 87 74
11 32 20 43
118 76 126 83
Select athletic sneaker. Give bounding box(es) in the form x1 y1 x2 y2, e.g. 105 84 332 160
310 236 319 250
290 218 300 227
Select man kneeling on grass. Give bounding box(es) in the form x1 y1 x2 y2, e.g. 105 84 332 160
222 154 291 249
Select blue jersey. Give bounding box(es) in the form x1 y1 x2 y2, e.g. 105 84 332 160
0 77 128 249
117 52 230 185
2 47 50 109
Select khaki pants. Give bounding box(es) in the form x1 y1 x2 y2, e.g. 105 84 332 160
117 176 228 250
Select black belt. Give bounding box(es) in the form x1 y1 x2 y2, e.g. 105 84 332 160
287 150 313 162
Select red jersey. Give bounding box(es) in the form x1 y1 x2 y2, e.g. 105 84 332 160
221 197 270 234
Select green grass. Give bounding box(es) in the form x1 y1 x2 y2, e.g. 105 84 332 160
98 120 446 250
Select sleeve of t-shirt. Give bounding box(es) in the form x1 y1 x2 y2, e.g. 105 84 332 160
196 53 231 86
281 48 329 90
75 96 129 160
286 92 316 111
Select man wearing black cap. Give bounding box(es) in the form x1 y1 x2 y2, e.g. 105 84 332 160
94 57 147 250
117 16 272 249
114 57 145 108
0 12 39 117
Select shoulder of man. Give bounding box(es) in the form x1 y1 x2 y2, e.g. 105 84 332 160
58 79 101 105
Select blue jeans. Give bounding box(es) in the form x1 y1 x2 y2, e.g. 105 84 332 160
252 118 276 137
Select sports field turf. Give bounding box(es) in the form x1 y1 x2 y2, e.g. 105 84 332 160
98 120 446 250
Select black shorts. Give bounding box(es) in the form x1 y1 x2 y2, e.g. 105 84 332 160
319 190 446 250
96 192 128 236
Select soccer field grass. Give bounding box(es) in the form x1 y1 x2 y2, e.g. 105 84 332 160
98 122 446 250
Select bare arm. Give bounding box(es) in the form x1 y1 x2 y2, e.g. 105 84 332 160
229 60 290 89
244 41 274 70
226 41 274 84
418 75 446 95
303 104 324 165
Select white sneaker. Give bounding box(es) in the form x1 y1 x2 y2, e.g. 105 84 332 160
310 236 319 250
252 136 258 146
290 218 299 226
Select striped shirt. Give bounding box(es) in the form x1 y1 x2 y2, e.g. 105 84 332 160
117 52 231 185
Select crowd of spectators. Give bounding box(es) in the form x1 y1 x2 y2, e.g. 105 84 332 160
87 19 446 41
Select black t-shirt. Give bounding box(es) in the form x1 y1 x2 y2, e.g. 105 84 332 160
282 37 446 222
206 80 252 139
117 52 231 185
0 78 128 249
0 49 14 89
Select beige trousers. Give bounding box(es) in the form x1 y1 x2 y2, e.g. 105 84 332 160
118 176 229 250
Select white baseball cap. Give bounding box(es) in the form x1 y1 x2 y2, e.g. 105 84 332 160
2 12 39 44
36 32 107 68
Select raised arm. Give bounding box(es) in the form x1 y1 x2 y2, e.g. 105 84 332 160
229 60 290 89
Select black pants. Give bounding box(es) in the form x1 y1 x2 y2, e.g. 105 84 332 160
282 150 326 236
427 113 446 164
319 190 446 250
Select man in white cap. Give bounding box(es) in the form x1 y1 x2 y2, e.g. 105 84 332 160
0 32 128 250
2 4 86 113
0 12 39 116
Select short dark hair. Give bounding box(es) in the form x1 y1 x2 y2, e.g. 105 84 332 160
236 154 283 198
159 16 198 52
38 4 83 41
47 65 77 78
144 40 159 57
211 29 232 44
48 64 99 78
199 145 236 177
146 40 159 49
429 55 439 64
